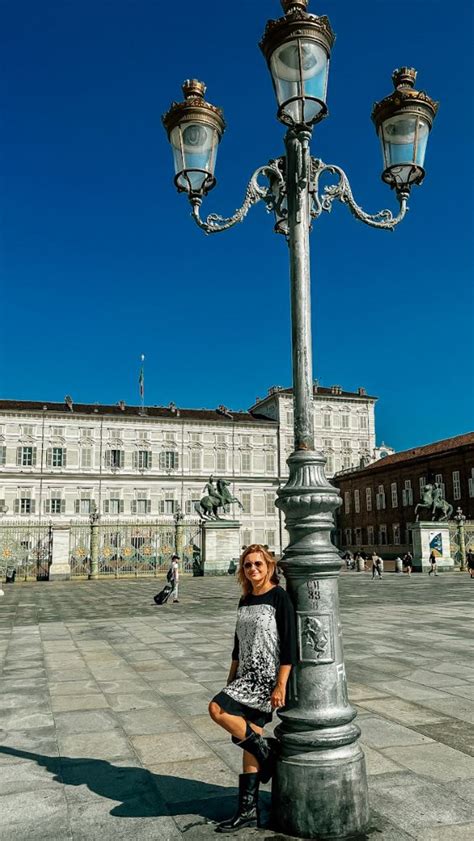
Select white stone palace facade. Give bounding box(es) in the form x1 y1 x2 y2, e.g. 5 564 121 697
0 385 390 555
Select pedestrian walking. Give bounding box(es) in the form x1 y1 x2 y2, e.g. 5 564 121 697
371 552 383 579
403 552 413 576
208 544 297 833
428 551 438 576
466 550 474 578
170 553 180 602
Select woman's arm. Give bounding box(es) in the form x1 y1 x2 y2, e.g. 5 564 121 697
226 659 239 685
271 664 292 708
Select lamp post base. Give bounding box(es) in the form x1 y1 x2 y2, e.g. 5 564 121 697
272 742 369 840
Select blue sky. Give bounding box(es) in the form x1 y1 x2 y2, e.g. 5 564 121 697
1 0 473 451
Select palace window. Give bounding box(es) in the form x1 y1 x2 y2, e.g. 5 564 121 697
265 453 275 473
323 413 331 429
393 523 401 545
216 434 226 445
376 485 386 510
75 495 92 515
344 491 351 513
342 439 350 450
240 435 251 447
159 451 179 470
391 482 398 508
435 473 446 498
17 446 37 467
354 526 362 545
46 491 65 515
323 439 332 449
21 425 34 437
133 450 152 470
132 492 151 515
16 490 35 514
266 493 275 515
241 492 251 514
189 432 200 443
326 455 334 474
160 498 177 515
50 447 66 468
81 448 92 469
367 525 374 545
469 469 474 498
452 471 461 501
354 489 360 513
216 451 226 472
366 487 372 511
191 450 202 471
164 432 176 443
105 449 124 469
344 528 352 545
266 530 276 548
241 452 251 472
342 456 351 469
137 430 149 441
419 476 426 498
378 525 388 545
359 415 368 430
105 496 124 515
0 446 6 465
185 496 201 514
402 480 413 506
341 414 350 430
286 410 293 426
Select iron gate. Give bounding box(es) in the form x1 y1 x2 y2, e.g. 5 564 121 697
449 520 474 565
69 521 201 578
0 522 52 581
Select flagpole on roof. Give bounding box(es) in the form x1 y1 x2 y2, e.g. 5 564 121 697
139 354 145 413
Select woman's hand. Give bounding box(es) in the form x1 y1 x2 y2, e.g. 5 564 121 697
271 682 286 709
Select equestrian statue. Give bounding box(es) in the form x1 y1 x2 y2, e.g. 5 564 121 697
195 475 243 521
415 482 453 522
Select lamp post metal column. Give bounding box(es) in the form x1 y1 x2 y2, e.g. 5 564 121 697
162 2 438 837
455 507 467 572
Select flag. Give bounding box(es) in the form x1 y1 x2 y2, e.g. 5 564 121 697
138 356 145 399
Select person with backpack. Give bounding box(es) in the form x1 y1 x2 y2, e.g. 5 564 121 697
169 554 180 602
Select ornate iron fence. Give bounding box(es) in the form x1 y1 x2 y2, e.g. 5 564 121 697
449 519 474 565
0 521 52 581
69 520 201 578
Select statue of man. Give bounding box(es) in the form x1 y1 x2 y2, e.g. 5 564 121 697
203 475 220 504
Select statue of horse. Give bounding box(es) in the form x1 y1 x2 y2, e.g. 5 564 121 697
415 483 453 522
194 478 243 521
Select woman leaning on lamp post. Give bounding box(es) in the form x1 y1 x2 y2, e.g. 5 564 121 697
208 544 297 833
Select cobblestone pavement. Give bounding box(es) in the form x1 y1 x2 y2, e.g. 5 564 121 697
1 571 474 840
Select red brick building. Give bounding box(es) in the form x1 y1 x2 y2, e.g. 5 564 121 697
335 432 474 556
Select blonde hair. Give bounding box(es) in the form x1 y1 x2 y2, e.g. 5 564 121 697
238 544 279 596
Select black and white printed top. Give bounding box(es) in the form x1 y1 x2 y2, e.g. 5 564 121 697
222 585 297 713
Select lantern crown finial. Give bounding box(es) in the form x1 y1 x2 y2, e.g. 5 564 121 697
392 67 417 90
182 79 207 100
281 0 309 14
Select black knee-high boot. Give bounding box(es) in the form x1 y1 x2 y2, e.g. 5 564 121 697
231 725 276 783
215 772 259 833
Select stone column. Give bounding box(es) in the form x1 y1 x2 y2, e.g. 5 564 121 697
89 520 99 580
49 526 72 581
458 518 466 572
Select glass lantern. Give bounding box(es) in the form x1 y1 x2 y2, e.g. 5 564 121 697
162 80 225 197
260 0 335 128
372 68 438 191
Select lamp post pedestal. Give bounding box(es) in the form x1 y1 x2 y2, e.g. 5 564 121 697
274 452 369 838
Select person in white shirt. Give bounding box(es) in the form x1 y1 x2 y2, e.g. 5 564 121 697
170 554 180 602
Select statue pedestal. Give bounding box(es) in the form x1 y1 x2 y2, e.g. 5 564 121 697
201 521 240 575
49 526 71 581
410 521 454 572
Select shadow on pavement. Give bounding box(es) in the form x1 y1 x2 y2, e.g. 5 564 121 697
0 745 273 826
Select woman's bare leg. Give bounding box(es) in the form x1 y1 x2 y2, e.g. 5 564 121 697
209 702 264 772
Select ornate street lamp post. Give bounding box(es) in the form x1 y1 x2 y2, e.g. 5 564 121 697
163 2 437 837
454 507 467 572
89 502 100 580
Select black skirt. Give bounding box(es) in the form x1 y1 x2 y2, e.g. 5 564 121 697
212 690 273 728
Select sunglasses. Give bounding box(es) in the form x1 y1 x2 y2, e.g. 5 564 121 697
243 560 266 570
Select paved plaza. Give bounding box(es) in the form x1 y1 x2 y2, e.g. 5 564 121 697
1 571 474 840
